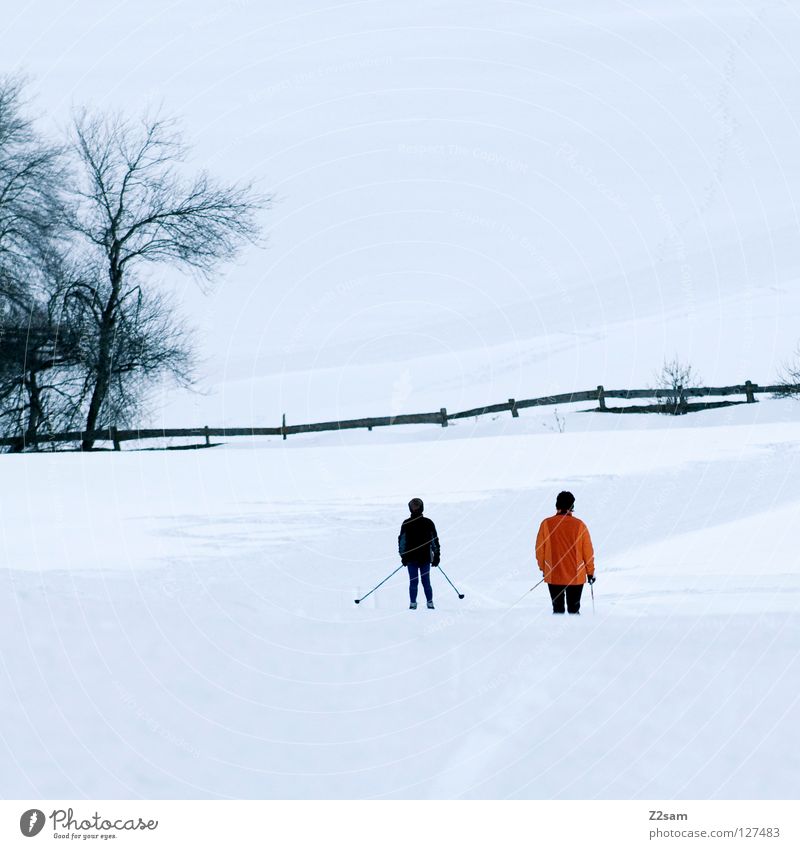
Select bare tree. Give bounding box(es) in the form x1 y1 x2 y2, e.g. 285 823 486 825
776 347 800 397
0 276 85 449
0 75 66 305
655 357 702 415
69 111 265 449
0 75 75 447
71 276 195 428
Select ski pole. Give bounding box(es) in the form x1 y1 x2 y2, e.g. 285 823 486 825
437 565 465 599
583 563 595 615
354 564 405 605
508 576 546 610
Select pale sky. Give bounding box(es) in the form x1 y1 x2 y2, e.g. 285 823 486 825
4 2 799 425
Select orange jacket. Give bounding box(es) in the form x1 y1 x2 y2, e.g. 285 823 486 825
535 513 595 585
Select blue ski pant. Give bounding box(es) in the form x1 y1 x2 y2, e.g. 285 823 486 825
407 562 433 604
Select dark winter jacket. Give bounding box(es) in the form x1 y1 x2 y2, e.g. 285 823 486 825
398 514 440 566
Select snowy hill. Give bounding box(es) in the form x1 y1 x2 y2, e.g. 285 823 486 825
6 1 800 427
2 399 799 798
1 0 799 800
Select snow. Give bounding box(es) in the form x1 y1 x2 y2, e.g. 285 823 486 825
1 399 798 798
1 0 800 800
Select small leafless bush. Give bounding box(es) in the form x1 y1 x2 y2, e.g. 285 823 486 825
655 357 702 415
775 347 800 398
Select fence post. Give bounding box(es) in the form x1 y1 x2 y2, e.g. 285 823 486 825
281 413 287 440
204 425 210 446
508 399 519 418
111 426 121 452
744 380 755 403
440 407 448 427
597 385 606 410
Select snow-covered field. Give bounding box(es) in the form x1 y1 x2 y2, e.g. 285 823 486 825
2 399 798 798
2 0 800 800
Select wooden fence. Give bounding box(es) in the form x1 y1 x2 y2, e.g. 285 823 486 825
1 380 797 452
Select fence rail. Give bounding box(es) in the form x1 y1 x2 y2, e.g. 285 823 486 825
2 380 797 451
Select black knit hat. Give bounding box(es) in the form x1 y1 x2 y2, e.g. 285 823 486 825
408 497 424 513
555 491 575 511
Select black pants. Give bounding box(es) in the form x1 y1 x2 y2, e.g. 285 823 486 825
407 563 432 603
548 583 583 614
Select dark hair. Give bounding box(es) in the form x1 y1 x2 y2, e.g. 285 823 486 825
408 497 424 513
555 491 575 511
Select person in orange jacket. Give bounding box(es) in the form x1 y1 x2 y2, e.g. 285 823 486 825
535 491 595 614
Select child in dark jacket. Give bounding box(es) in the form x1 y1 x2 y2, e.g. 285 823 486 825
398 498 440 609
